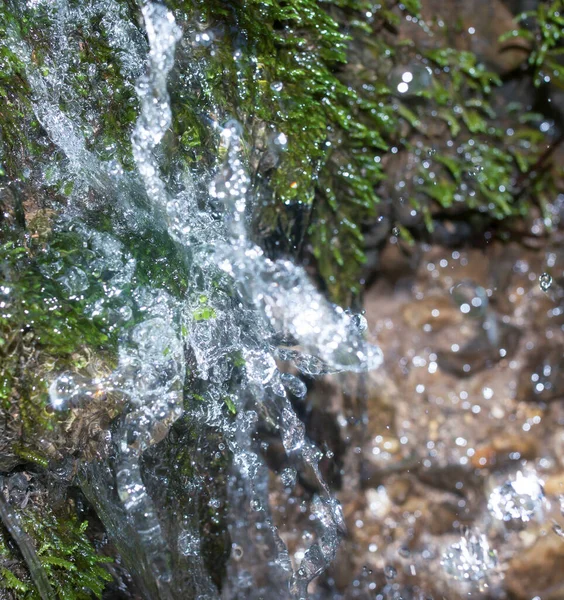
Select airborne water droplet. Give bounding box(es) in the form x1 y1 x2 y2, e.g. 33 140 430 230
280 467 297 488
384 565 397 580
540 272 553 292
281 373 307 398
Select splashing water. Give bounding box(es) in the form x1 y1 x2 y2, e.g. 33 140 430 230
488 471 547 525
7 1 382 598
441 529 498 584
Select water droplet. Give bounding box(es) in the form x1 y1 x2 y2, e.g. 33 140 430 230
59 266 89 295
281 373 307 398
280 467 297 488
274 132 287 148
451 281 488 317
348 313 368 335
540 272 553 292
384 565 397 580
232 544 244 561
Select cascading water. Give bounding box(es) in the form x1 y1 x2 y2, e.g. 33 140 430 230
2 1 382 598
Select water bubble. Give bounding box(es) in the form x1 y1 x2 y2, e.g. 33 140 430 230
540 272 553 292
244 349 277 385
39 259 63 279
384 565 397 580
119 305 133 322
59 266 89 295
451 281 488 317
281 373 307 398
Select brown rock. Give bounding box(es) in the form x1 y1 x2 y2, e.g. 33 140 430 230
545 473 564 497
401 295 463 330
491 432 538 459
517 345 564 403
506 535 564 599
400 0 530 74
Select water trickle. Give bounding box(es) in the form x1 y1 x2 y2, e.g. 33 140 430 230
8 1 384 597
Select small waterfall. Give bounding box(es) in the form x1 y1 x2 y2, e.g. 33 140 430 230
2 1 382 598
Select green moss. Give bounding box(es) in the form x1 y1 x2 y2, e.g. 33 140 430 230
223 395 237 415
0 7 44 180
2 0 562 304
0 500 112 599
501 0 564 89
0 218 117 459
165 0 560 301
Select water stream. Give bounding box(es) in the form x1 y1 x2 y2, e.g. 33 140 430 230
2 2 382 598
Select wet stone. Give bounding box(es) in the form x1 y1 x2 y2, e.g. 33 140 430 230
437 320 521 378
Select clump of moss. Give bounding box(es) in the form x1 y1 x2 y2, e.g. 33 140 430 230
0 5 45 180
167 0 394 301
0 206 118 468
502 0 564 89
0 486 112 599
164 0 562 302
